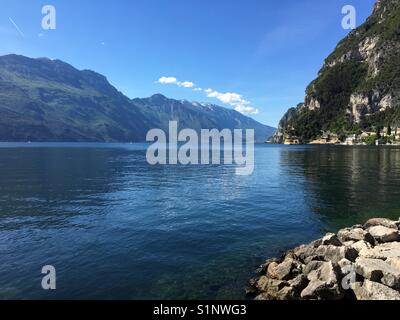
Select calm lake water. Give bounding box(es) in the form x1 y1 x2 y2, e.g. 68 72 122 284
0 143 400 299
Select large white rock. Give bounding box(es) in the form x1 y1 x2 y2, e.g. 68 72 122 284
355 258 400 289
359 242 400 260
350 240 372 253
314 245 358 263
364 218 398 230
387 257 400 270
368 226 400 243
256 277 290 300
300 262 344 300
268 258 298 281
355 258 386 281
338 228 374 244
352 280 400 300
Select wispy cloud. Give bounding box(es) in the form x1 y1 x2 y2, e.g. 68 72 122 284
157 76 259 115
9 17 24 37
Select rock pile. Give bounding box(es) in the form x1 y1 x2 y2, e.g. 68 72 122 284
247 218 400 300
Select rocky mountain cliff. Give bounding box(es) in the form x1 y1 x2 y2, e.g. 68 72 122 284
273 0 400 143
0 54 275 143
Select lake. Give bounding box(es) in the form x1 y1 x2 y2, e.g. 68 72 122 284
0 143 400 299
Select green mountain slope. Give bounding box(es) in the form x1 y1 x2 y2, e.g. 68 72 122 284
0 54 275 143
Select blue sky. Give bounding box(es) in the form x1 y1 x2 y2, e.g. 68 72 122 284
0 0 376 127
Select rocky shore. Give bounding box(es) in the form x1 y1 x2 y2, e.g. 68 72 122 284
247 218 400 300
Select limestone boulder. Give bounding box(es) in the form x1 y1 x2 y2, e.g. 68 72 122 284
315 245 358 263
273 258 296 280
267 258 300 280
355 257 400 289
300 262 344 300
368 226 400 243
321 233 342 247
293 244 319 264
255 276 269 291
266 262 279 279
256 278 290 300
303 261 325 276
310 239 323 248
257 258 279 274
254 293 269 300
364 218 398 230
288 274 308 291
338 258 354 275
387 257 400 270
256 276 288 291
343 241 355 247
276 286 299 300
352 280 400 300
257 273 308 300
355 258 386 282
338 228 375 245
359 242 400 260
349 240 372 253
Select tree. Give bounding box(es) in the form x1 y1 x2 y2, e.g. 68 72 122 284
376 126 382 139
363 135 378 145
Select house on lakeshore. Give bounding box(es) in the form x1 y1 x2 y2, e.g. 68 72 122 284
309 132 340 145
284 137 300 145
344 134 360 145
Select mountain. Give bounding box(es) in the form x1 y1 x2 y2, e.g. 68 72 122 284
132 94 275 142
273 0 400 143
0 54 275 143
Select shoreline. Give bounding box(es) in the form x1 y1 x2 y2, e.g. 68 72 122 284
246 218 400 300
270 143 400 146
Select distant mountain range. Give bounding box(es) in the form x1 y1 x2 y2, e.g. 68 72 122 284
0 54 275 143
273 0 400 143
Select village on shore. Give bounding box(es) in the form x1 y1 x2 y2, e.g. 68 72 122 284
277 127 400 146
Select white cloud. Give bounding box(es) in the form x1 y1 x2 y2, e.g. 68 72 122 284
234 105 259 115
204 89 259 115
157 77 194 88
179 81 195 88
157 76 259 115
158 76 178 85
205 90 245 105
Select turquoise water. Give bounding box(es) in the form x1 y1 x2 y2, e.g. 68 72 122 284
0 143 400 299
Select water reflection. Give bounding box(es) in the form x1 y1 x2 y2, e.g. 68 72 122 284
279 146 400 230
